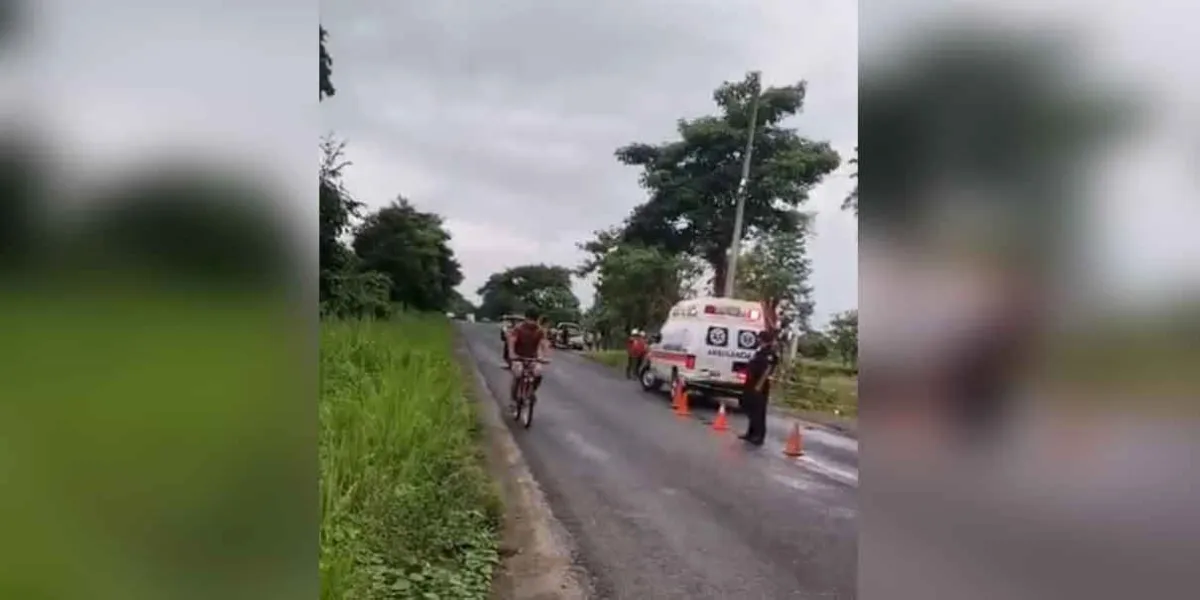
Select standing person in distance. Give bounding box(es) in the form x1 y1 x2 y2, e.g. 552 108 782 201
740 329 781 446
626 329 648 379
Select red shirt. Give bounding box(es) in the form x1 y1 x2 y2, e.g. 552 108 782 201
628 337 647 358
510 322 545 359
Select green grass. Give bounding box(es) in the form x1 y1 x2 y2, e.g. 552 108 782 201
0 288 314 599
585 349 627 371
583 350 858 417
775 364 858 417
320 315 501 600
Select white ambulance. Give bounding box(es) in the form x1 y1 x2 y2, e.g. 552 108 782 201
639 297 767 399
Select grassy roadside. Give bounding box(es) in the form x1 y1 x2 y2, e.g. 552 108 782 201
585 349 627 371
582 349 858 419
320 315 501 599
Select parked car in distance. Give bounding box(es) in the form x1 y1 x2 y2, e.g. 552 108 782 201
552 322 586 350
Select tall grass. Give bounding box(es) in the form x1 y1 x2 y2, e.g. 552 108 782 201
584 349 627 371
320 315 501 600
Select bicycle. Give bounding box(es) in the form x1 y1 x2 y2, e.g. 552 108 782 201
509 357 549 429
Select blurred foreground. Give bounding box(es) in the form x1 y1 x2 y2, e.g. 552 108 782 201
0 1 312 598
860 3 1199 599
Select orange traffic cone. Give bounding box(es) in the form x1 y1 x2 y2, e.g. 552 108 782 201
783 422 804 457
673 381 690 416
711 402 729 432
670 378 682 410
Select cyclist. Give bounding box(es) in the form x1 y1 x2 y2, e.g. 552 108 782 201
506 307 550 406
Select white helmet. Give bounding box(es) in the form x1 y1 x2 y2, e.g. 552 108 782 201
630 328 640 335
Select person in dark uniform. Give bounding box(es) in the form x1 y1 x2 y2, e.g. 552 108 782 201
740 329 781 446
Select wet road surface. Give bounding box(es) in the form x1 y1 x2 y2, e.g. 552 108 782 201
462 323 857 599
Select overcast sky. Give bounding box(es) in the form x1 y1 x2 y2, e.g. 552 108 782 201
20 0 1194 328
320 0 859 326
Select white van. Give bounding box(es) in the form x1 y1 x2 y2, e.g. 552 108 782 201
639 297 767 399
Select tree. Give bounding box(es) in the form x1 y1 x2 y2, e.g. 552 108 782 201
476 264 580 324
316 35 395 318
574 225 625 277
320 26 335 101
319 135 361 281
734 214 815 331
796 330 832 360
353 198 463 312
842 147 857 215
613 72 841 294
593 243 701 335
580 299 616 347
321 270 392 319
827 310 858 366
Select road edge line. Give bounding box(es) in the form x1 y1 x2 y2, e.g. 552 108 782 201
455 329 594 600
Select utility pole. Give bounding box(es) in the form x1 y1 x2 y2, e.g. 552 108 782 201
722 71 762 298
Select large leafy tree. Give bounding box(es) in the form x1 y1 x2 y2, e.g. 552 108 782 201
613 72 841 294
477 264 580 324
593 243 701 334
735 215 815 331
353 198 463 312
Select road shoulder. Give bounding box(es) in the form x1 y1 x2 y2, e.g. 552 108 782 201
773 406 859 439
455 334 593 600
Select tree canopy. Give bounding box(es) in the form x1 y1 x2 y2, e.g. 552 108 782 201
353 198 463 312
612 72 841 293
318 27 467 318
593 243 700 335
734 216 815 331
476 264 580 324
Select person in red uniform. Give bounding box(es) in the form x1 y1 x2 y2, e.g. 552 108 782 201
507 308 550 404
626 329 648 379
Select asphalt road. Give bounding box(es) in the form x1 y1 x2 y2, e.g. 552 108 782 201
461 323 857 599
